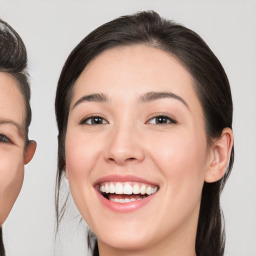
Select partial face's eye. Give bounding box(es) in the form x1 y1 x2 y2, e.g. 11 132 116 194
147 115 176 125
0 134 10 143
80 116 108 125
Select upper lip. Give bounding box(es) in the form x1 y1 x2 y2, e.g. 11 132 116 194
93 174 159 187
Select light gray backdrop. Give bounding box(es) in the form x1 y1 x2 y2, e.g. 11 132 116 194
0 0 255 255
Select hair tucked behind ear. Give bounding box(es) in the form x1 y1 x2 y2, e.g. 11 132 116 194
55 11 234 256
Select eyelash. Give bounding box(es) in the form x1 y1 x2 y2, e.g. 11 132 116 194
80 115 176 126
80 115 108 125
0 134 11 143
147 115 177 125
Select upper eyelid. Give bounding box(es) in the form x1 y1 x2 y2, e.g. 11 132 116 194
80 115 109 124
0 121 25 139
147 116 176 124
80 114 106 120
146 113 177 122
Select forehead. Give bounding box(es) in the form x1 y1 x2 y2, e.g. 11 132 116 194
72 45 202 111
0 72 25 127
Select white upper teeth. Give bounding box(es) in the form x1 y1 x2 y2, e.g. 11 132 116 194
99 182 158 195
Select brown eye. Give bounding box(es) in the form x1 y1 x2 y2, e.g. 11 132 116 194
80 116 108 125
147 115 176 125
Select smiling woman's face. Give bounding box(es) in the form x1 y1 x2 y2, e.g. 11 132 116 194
0 72 33 225
65 45 213 254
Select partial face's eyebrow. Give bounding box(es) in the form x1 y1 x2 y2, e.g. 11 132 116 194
72 93 108 110
139 91 189 109
0 118 24 138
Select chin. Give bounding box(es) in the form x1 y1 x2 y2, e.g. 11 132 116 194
97 231 153 252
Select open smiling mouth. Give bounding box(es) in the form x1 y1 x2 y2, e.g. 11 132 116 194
98 182 159 203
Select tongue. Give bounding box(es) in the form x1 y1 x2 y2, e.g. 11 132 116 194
108 194 146 201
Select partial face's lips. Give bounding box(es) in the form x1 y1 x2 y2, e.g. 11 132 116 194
93 175 159 212
95 187 158 213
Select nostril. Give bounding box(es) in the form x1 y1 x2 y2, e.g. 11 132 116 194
127 157 136 161
108 157 136 164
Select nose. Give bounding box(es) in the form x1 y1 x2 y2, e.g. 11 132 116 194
103 123 145 165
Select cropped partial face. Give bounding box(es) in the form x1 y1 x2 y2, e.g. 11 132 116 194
0 72 35 225
65 45 216 254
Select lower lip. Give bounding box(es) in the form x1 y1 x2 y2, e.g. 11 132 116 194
95 190 157 213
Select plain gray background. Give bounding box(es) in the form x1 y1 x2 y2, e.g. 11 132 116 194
0 0 256 255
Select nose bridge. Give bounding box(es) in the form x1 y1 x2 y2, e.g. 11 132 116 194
104 118 144 164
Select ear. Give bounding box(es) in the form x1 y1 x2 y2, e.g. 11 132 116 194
24 140 37 165
204 128 233 183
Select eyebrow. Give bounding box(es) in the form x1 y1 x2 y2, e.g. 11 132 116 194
72 91 189 110
139 91 189 109
0 118 24 137
72 93 108 109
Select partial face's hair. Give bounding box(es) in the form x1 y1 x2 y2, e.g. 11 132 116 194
55 11 234 256
0 19 31 142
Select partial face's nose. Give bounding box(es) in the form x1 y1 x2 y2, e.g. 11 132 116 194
103 122 145 166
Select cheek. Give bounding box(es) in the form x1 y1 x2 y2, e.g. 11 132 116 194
144 130 208 231
65 129 105 222
65 128 105 200
149 129 208 194
65 131 102 179
0 151 24 224
0 151 24 191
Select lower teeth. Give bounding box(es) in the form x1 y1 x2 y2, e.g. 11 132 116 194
109 197 145 203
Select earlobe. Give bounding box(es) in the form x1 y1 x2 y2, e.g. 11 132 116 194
24 140 37 164
205 128 233 183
